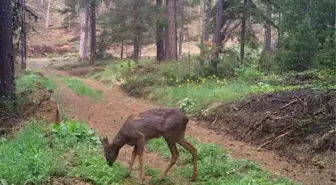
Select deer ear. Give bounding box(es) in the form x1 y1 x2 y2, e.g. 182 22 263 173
101 136 109 146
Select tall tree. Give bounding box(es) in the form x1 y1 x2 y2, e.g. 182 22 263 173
79 5 89 62
177 2 184 57
240 0 248 64
201 0 211 41
20 0 27 71
45 0 52 29
133 1 141 63
165 0 177 60
263 3 272 53
212 0 224 59
0 0 15 100
89 1 97 65
156 0 165 62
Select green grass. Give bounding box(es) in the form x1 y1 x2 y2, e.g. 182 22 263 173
147 137 299 185
0 122 61 184
88 59 154 84
0 121 128 185
151 78 305 113
62 77 104 99
16 71 57 94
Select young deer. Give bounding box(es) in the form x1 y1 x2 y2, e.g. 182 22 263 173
100 108 198 182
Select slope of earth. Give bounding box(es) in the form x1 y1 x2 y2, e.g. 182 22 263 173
36 65 335 185
202 89 336 176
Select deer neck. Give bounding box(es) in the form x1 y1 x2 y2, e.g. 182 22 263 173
111 132 126 151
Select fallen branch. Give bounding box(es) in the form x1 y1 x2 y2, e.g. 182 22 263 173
55 102 61 124
38 93 51 106
240 117 270 141
210 114 219 127
234 99 255 111
280 100 298 110
259 128 295 149
312 130 336 150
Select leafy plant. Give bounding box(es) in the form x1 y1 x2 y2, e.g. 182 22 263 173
51 120 100 147
0 122 62 184
0 120 130 185
179 98 196 114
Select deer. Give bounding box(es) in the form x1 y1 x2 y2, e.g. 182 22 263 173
100 108 198 182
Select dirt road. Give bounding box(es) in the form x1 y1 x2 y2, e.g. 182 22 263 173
42 68 334 185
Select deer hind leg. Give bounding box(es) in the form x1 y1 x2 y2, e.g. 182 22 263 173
159 141 179 181
127 146 137 177
177 138 198 181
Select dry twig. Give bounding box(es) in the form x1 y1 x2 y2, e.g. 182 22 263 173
259 128 295 148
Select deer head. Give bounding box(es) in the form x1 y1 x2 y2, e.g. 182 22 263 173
100 136 120 167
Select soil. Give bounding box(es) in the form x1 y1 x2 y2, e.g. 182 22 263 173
202 90 336 183
38 67 336 185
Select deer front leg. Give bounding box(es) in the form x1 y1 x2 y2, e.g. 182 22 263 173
127 146 137 177
159 142 179 181
136 139 146 182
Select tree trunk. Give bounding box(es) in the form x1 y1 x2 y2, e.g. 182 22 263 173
89 2 96 65
240 0 248 64
212 0 224 59
45 0 52 29
178 3 184 58
133 38 140 63
79 5 89 62
263 3 272 53
156 0 165 62
178 28 184 57
20 0 27 71
0 0 15 100
166 0 177 61
120 43 124 59
67 12 71 30
201 0 211 41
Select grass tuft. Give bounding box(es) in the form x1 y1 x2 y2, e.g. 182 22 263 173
62 77 104 99
16 71 57 94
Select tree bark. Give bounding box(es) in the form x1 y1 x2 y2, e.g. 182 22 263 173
156 0 165 62
178 3 184 58
120 43 124 59
0 0 15 100
133 38 140 63
201 0 211 41
263 3 272 53
212 0 224 59
89 2 96 65
45 0 52 29
133 1 141 63
79 5 89 62
178 28 184 57
166 0 177 61
20 0 27 71
240 0 248 64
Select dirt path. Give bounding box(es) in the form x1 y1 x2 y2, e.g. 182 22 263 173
43 68 334 185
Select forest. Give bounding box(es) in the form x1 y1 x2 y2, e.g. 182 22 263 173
0 0 335 184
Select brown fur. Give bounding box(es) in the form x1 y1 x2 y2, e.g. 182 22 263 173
100 108 198 182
